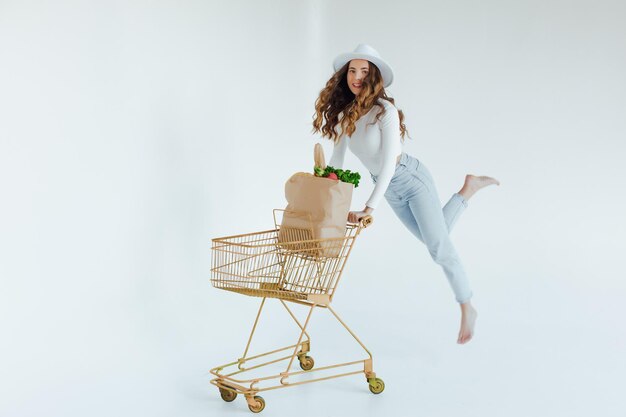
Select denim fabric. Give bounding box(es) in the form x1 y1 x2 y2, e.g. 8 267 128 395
370 152 472 303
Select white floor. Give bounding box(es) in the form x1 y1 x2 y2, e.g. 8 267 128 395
6 246 623 417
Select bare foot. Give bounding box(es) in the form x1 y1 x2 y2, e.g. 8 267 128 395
459 175 500 201
457 303 477 344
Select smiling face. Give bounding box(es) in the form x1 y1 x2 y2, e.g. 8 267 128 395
347 59 369 95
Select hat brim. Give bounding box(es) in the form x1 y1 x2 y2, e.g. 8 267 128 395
333 53 394 88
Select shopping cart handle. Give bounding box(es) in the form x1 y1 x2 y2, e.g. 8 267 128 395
359 215 373 228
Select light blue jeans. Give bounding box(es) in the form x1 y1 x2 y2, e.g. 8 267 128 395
370 152 472 303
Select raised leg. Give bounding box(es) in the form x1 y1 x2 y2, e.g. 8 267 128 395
458 174 500 201
442 193 467 233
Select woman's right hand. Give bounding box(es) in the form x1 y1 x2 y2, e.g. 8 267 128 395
348 206 373 223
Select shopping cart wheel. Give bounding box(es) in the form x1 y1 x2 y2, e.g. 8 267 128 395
248 395 266 413
298 355 315 371
368 377 385 394
219 387 237 402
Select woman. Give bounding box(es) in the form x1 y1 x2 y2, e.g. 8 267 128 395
312 44 499 344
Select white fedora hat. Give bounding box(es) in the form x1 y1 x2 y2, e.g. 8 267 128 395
333 43 394 88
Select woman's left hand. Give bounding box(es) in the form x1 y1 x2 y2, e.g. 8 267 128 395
347 207 374 223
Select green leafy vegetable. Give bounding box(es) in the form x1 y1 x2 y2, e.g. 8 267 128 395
313 165 361 188
314 166 325 177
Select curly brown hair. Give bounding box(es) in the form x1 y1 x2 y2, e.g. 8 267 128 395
312 60 410 143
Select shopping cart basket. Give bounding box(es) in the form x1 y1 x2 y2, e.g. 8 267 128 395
209 209 384 413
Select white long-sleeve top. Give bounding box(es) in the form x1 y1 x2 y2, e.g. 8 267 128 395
328 99 403 210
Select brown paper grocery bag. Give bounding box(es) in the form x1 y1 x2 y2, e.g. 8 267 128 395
278 144 353 257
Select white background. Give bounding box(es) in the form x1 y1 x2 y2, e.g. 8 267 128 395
1 1 625 416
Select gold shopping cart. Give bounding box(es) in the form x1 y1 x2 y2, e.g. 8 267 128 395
209 209 384 413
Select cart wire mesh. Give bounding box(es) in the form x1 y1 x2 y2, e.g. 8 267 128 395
210 214 362 301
